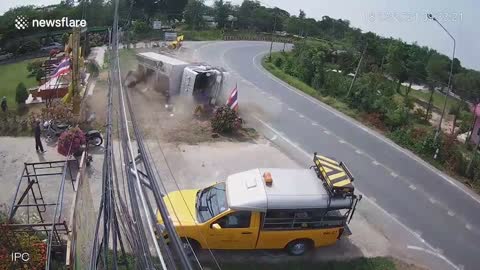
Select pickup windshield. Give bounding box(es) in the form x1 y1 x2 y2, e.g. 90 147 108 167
196 182 227 223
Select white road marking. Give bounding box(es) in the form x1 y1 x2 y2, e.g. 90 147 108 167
429 197 437 204
311 122 318 126
339 139 346 144
268 96 275 100
355 149 363 154
408 245 459 270
298 114 305 118
409 184 417 190
271 135 277 141
390 172 398 178
323 130 331 135
465 224 472 231
372 160 380 166
252 50 480 206
287 107 295 111
447 211 455 217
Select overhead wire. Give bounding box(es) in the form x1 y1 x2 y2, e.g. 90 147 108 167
147 137 223 270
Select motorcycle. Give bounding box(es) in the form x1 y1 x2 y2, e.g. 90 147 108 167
42 120 103 147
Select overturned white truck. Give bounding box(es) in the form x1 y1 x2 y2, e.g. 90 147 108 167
134 52 234 106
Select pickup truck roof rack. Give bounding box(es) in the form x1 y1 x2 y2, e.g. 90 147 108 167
313 152 355 197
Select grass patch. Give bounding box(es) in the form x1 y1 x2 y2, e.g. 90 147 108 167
204 257 397 270
181 29 224 41
0 58 45 109
399 85 462 112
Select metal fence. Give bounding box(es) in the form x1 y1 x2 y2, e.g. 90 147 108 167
66 152 97 269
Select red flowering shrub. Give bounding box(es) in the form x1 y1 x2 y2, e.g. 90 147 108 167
57 127 86 156
0 225 47 269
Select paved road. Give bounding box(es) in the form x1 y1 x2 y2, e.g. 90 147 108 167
189 41 480 270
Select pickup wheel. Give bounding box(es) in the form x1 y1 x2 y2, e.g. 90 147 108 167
181 238 200 257
286 239 312 256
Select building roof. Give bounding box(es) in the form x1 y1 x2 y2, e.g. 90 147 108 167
137 52 188 66
226 168 353 212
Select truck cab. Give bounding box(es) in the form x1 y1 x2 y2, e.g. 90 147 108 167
157 154 361 255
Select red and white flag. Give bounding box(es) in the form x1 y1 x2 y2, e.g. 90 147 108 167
226 83 238 111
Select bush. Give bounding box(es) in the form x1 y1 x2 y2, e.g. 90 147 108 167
86 61 100 77
273 56 284 68
364 112 386 131
132 21 150 35
27 60 44 75
311 71 325 91
282 57 294 75
211 105 242 134
384 108 408 130
15 83 28 105
0 225 47 269
17 39 41 54
323 71 349 97
389 128 415 149
57 127 86 156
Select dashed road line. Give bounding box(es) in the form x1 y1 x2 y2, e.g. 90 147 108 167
407 246 460 270
298 114 305 118
372 160 380 166
311 122 318 126
409 184 417 190
390 172 398 177
447 210 455 217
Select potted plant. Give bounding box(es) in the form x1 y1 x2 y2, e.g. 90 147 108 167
57 127 86 157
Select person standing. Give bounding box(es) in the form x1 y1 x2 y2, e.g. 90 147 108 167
1 96 7 112
34 121 45 153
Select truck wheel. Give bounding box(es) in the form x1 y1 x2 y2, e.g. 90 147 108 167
181 238 200 257
286 239 312 256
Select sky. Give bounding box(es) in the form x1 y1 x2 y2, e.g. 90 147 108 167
1 0 479 70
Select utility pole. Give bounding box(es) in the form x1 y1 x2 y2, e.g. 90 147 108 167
428 14 456 150
346 42 368 97
71 27 81 114
268 13 277 61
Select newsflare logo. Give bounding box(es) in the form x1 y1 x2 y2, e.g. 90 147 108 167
15 16 28 30
14 16 87 30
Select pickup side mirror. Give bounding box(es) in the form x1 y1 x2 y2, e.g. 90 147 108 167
211 223 221 230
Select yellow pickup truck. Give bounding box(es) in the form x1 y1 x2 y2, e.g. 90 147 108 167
157 153 361 256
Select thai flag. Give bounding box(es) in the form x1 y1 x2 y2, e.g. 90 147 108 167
50 58 70 77
226 84 238 111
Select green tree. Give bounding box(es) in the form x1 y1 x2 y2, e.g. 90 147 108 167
449 103 462 135
453 70 480 102
385 42 408 94
15 83 28 105
214 0 228 29
184 0 206 30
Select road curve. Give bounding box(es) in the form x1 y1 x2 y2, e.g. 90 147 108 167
190 41 480 270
